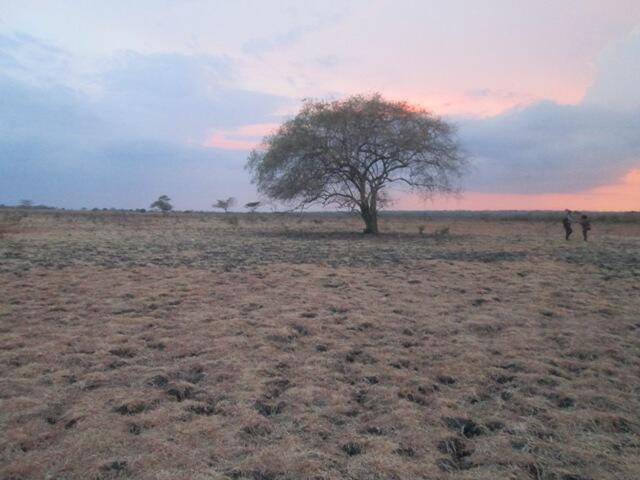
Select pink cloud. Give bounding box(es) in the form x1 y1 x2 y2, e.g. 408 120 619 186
204 123 280 150
385 85 588 117
235 123 280 136
205 133 258 150
396 167 640 212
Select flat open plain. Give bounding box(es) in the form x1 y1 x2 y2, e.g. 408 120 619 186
1 211 639 480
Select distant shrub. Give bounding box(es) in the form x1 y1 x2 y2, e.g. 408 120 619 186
418 225 425 235
150 195 173 214
312 218 324 225
213 197 236 213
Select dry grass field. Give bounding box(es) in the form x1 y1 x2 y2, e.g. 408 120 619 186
1 210 639 480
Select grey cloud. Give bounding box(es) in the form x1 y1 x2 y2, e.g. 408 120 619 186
0 35 292 208
458 101 640 194
1 137 250 209
0 32 71 85
97 51 290 140
241 12 340 57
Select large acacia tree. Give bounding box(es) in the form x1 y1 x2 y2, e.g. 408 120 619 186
247 94 466 233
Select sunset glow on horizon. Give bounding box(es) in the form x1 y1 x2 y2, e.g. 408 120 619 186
397 168 640 212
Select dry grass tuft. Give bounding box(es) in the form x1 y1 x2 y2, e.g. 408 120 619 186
1 211 639 479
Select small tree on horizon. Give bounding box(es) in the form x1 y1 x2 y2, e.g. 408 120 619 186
213 197 236 213
244 201 261 213
247 93 466 234
150 195 173 213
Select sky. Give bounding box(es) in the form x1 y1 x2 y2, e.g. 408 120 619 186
1 0 639 211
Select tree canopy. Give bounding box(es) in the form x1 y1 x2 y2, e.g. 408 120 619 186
244 201 261 213
213 197 236 213
247 94 466 233
150 195 172 213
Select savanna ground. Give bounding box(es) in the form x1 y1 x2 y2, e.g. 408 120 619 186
1 210 639 480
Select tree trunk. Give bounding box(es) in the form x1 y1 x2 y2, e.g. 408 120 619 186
360 204 379 234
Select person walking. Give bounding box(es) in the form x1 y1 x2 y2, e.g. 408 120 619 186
579 214 591 241
562 209 574 240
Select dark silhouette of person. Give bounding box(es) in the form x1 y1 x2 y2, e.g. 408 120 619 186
562 209 574 240
579 214 591 241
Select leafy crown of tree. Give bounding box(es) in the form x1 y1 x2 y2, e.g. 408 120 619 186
150 195 172 212
247 93 467 233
